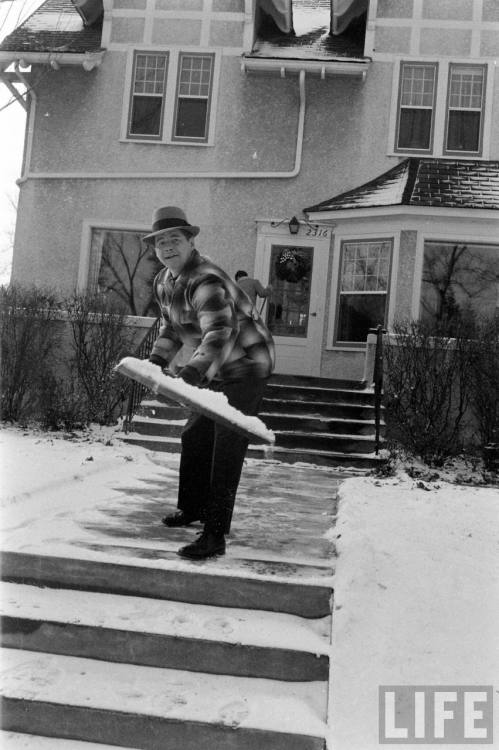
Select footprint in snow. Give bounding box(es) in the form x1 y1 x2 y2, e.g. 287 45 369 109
218 700 249 728
204 617 234 634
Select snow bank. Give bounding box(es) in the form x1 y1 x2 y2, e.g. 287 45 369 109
327 472 499 750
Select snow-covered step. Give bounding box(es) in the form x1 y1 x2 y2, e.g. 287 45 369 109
1 732 135 749
1 648 327 750
1 582 330 681
2 551 332 618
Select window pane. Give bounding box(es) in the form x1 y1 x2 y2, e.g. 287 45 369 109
130 95 162 136
449 66 483 109
175 98 208 139
446 110 481 152
337 294 386 343
420 241 499 329
398 108 432 149
92 229 163 317
400 64 435 106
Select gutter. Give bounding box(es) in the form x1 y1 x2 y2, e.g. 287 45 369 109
0 51 105 71
17 69 307 183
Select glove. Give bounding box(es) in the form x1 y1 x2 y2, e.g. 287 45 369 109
148 354 167 369
177 365 202 387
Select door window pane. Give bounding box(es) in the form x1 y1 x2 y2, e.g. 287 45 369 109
267 246 313 338
336 240 392 344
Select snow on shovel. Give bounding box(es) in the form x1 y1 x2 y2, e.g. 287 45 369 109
115 356 275 446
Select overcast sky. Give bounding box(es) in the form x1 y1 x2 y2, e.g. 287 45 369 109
0 0 43 282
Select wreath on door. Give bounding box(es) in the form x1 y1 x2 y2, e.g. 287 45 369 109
275 248 310 283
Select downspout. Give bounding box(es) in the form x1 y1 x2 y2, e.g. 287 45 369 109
18 69 306 182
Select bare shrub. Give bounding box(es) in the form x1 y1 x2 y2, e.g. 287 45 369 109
0 284 61 421
468 316 499 447
39 369 89 431
384 318 477 465
65 293 134 424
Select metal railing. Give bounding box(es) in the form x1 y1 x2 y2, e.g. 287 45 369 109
123 317 161 433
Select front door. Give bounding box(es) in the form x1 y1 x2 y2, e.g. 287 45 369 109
254 225 331 376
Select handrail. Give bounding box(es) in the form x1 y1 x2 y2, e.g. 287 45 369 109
123 317 161 432
370 324 385 455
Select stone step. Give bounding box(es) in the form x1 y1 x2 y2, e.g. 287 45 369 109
120 433 383 469
1 648 327 750
1 551 332 619
269 374 366 389
1 582 330 682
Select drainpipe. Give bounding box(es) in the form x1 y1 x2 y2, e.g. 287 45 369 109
17 69 307 182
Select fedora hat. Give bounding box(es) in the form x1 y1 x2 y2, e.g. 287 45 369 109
143 206 199 245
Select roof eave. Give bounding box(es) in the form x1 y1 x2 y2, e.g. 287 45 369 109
305 205 499 221
241 56 369 78
0 50 105 71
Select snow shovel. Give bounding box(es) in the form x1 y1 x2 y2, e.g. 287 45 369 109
115 356 275 446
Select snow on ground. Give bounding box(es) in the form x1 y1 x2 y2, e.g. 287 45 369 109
328 470 499 750
1 424 498 748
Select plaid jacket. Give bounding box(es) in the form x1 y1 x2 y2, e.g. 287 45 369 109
150 250 275 384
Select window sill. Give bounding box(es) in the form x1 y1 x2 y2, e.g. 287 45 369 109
119 138 213 147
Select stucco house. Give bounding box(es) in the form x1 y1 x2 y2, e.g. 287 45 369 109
1 0 498 381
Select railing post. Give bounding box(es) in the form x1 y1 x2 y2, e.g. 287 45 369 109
369 324 386 455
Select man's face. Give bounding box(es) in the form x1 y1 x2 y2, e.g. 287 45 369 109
154 229 194 275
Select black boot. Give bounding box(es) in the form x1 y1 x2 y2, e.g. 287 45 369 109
177 530 226 559
162 510 201 527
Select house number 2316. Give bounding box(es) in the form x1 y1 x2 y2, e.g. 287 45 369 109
306 225 329 238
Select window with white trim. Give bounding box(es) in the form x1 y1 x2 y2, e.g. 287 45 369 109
444 64 485 155
128 52 168 140
335 239 392 345
393 61 489 158
173 53 214 143
124 49 218 145
396 62 437 153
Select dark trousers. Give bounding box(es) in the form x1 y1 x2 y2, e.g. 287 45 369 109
177 378 266 535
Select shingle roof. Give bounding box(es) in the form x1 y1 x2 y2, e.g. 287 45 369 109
304 159 499 213
0 0 103 54
248 0 366 62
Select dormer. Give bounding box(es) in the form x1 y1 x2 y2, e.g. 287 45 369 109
243 0 370 78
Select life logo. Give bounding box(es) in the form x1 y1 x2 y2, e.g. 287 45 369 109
379 686 494 744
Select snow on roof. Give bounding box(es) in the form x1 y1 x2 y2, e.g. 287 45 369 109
305 159 499 214
0 0 103 54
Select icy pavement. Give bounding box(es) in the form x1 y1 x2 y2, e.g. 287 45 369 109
0 425 346 580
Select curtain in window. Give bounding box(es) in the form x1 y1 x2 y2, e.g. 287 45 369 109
332 0 368 35
255 0 293 33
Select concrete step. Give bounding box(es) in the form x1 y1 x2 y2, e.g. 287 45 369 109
1 551 332 619
1 582 330 682
1 732 131 749
120 433 383 469
1 648 327 750
265 383 377 405
261 397 381 420
262 413 384 436
274 430 379 454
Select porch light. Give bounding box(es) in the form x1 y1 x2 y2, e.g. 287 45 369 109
288 216 300 234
